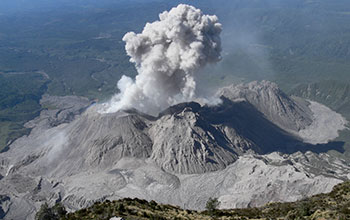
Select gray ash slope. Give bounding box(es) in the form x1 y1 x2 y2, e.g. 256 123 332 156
0 81 348 219
219 81 314 133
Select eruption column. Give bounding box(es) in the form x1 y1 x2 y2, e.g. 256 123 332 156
102 4 222 115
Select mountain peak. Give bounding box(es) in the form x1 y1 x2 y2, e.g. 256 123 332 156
219 80 313 132
0 81 347 219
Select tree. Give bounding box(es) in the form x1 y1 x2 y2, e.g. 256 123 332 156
35 203 54 220
205 197 220 216
52 203 67 218
35 202 67 220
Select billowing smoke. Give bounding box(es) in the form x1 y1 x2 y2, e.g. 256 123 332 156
101 4 222 115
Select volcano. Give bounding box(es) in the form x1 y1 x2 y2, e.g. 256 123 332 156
0 81 348 219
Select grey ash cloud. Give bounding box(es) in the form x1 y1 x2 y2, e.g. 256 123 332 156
101 4 222 115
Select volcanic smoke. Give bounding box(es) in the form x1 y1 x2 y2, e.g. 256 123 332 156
101 4 222 115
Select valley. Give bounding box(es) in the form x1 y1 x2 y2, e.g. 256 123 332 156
1 0 350 219
2 0 350 150
46 181 350 219
0 82 348 219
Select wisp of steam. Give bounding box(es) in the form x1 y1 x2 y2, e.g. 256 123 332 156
101 4 222 115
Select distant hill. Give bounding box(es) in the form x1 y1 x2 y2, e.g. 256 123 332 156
2 0 350 150
1 81 347 219
291 80 350 119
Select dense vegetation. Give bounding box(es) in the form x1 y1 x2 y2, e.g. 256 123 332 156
0 1 156 150
0 72 48 150
37 181 350 219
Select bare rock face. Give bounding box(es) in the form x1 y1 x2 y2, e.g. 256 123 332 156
149 99 301 174
44 109 154 177
25 95 93 130
4 109 154 179
150 102 241 174
0 81 347 219
219 81 313 133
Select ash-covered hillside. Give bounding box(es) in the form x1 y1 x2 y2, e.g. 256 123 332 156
0 3 349 220
58 181 350 220
0 81 348 220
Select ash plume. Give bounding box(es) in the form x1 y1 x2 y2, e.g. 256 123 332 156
101 4 222 115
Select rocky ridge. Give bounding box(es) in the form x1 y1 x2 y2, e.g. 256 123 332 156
219 81 314 133
60 181 350 220
0 81 348 219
